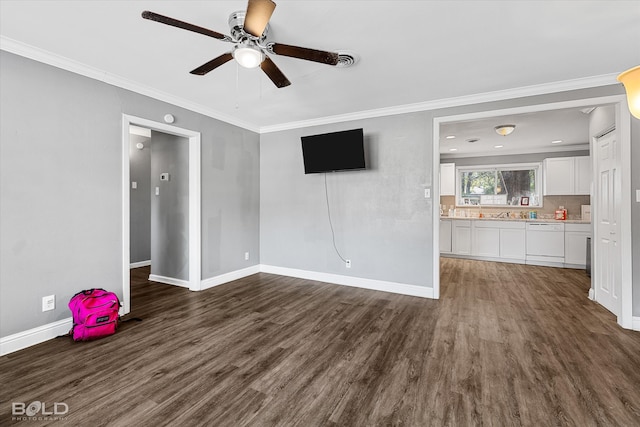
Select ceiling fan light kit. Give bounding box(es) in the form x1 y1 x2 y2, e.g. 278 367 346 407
494 124 516 136
233 44 264 69
141 0 347 88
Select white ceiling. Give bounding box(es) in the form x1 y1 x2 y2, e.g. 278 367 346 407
1 0 639 136
439 106 593 157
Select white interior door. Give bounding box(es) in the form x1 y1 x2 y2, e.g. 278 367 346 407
594 130 621 316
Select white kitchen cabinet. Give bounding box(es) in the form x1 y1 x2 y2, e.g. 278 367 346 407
439 219 452 253
564 223 591 267
452 220 471 255
440 163 455 196
499 223 526 260
472 221 500 257
543 156 591 196
543 157 574 195
574 156 591 195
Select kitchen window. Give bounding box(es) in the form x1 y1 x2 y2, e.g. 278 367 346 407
456 163 542 207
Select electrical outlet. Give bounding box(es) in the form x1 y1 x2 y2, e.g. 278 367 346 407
245 252 249 261
346 260 351 268
42 295 55 312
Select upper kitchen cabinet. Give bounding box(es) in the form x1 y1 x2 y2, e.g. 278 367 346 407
574 156 591 195
440 163 455 196
543 156 591 196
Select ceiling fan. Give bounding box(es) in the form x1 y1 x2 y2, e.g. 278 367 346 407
142 0 341 88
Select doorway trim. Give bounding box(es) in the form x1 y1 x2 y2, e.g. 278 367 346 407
432 94 633 329
121 114 201 315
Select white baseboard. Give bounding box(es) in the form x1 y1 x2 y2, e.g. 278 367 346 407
130 260 151 269
0 317 72 356
201 265 260 290
0 265 431 356
633 316 640 332
259 265 434 299
148 274 190 288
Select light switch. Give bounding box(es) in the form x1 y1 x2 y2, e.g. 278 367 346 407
636 189 640 203
131 181 137 189
424 188 431 198
155 187 160 196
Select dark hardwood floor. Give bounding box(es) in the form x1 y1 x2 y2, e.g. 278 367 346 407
2 259 640 426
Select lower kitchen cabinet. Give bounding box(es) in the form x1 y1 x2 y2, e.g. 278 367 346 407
441 219 585 267
499 226 526 261
452 220 471 255
472 221 501 257
439 219 452 253
564 223 591 268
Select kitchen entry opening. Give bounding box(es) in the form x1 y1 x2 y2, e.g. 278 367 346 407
457 162 542 207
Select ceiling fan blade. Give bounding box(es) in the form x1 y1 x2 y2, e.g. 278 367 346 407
260 56 291 88
142 11 230 41
243 0 276 38
190 53 234 75
268 43 339 66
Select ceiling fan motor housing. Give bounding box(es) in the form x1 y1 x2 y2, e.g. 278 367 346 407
228 11 269 43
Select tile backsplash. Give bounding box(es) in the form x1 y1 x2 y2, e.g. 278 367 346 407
440 195 590 220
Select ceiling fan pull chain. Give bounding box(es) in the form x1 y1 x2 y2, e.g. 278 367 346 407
235 62 240 110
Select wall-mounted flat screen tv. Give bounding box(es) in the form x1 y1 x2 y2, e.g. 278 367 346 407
301 128 365 174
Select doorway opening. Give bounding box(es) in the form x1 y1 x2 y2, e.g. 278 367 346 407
432 95 632 329
121 114 201 315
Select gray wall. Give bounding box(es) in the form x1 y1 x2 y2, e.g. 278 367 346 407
129 134 151 264
1 48 638 341
260 112 433 287
150 131 189 281
0 51 260 337
260 85 638 306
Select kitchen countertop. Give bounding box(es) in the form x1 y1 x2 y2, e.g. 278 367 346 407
440 216 591 224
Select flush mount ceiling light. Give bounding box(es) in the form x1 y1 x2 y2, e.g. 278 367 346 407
232 43 264 68
617 65 640 119
494 124 516 136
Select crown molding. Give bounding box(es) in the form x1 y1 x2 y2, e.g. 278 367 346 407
259 74 620 133
0 36 260 133
1 35 620 135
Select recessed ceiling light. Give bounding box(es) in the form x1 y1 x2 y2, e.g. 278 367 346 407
494 145 504 148
445 135 456 139
449 148 458 152
551 140 563 144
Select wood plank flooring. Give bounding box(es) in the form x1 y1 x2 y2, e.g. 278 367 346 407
2 259 640 426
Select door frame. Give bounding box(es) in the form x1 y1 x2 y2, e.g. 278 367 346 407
121 114 201 315
432 95 633 329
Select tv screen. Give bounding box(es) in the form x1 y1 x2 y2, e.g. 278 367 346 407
301 128 365 174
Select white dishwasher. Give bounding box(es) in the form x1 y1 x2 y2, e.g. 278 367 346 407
526 222 565 265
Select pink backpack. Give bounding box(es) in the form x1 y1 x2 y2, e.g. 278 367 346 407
68 288 120 341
